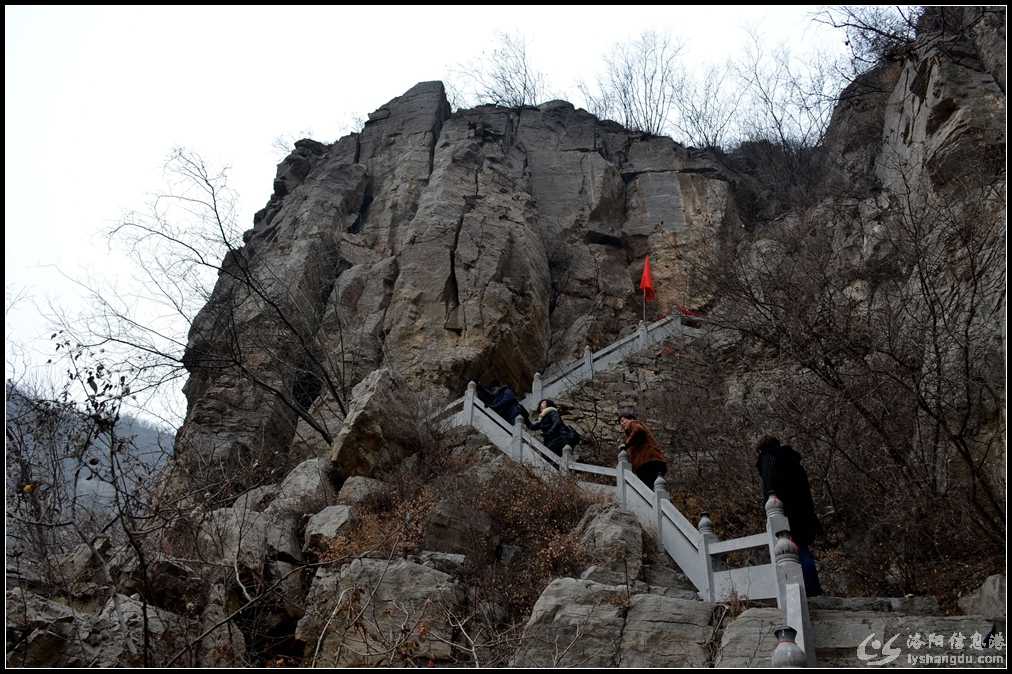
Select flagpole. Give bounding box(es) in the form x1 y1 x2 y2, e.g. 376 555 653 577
642 288 646 323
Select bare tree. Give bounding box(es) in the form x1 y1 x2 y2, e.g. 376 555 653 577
56 148 368 498
579 31 684 135
672 62 744 150
736 32 842 155
815 5 923 77
727 33 846 213
701 162 1005 545
5 335 185 666
462 31 546 110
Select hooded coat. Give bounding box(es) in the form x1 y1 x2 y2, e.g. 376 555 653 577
757 442 822 546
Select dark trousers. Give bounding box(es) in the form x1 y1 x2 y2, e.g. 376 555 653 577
798 543 824 597
633 461 668 489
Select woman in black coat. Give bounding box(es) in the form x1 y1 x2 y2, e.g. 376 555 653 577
527 399 575 457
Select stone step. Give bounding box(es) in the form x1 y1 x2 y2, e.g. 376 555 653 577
716 606 1005 668
807 595 941 615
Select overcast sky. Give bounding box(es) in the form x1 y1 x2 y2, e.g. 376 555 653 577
5 5 847 421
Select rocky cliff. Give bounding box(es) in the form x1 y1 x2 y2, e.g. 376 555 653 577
7 6 1005 669
175 81 739 481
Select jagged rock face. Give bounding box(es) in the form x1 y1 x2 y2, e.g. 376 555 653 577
876 35 1005 193
6 589 194 668
822 7 1004 200
822 7 1005 201
7 589 93 666
196 507 302 571
822 61 904 194
173 81 736 481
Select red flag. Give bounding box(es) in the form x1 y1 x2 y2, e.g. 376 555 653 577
639 256 656 302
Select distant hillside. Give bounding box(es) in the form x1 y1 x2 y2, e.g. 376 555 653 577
5 383 173 511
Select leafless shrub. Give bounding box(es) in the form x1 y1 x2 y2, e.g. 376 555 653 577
460 31 546 110
579 31 684 135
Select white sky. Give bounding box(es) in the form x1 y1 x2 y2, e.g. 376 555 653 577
5 5 847 422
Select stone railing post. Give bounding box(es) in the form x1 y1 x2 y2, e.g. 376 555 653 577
653 477 670 553
698 512 717 602
616 449 630 506
583 345 594 380
561 445 572 475
530 371 543 410
512 415 525 463
773 533 814 666
772 625 807 667
637 320 648 349
765 493 790 609
463 381 476 425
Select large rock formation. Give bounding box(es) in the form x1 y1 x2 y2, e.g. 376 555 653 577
172 81 738 487
11 7 1002 670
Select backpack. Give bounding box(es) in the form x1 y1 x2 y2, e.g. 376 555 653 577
562 424 582 448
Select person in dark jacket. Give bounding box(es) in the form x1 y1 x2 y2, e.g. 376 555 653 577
618 412 668 488
477 381 529 425
527 399 578 457
491 384 528 426
756 435 823 596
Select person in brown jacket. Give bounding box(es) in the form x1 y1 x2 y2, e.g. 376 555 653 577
619 411 668 487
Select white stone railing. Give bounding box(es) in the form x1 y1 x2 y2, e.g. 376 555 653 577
434 312 813 665
431 312 705 422
523 313 705 411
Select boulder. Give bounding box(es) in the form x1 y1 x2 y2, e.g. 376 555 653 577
294 565 341 652
265 458 337 519
512 576 717 667
421 496 496 556
89 594 190 667
511 578 627 667
304 505 355 552
328 369 423 479
335 476 390 507
619 593 715 667
299 558 465 666
232 484 279 513
197 507 301 572
574 503 643 584
958 575 1006 620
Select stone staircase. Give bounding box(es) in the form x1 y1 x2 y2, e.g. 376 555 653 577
509 501 1007 668
436 316 1007 667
